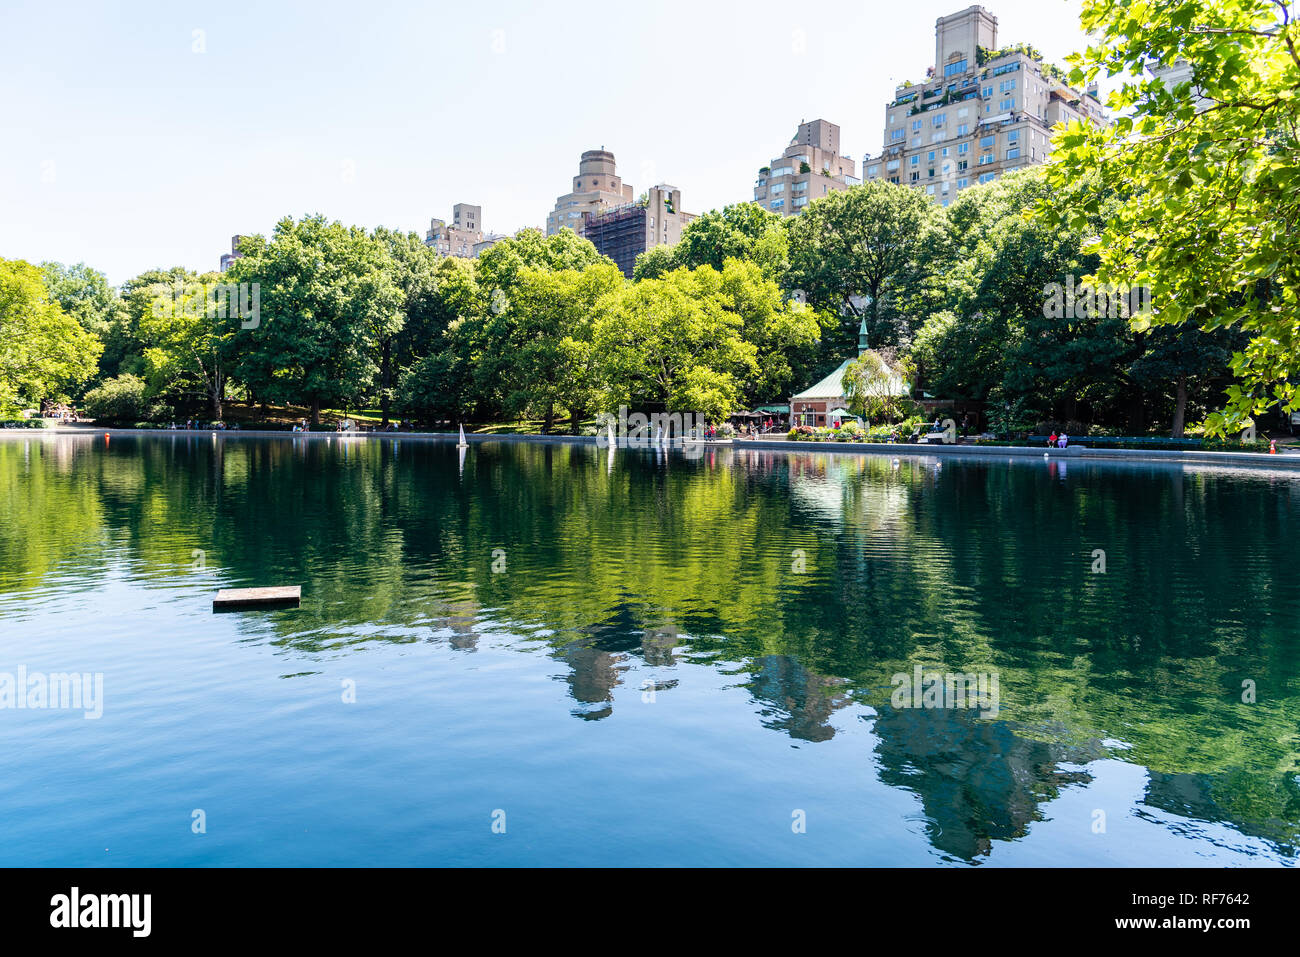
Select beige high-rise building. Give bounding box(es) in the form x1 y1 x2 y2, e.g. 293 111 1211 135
425 203 484 257
546 149 634 236
753 119 859 216
863 5 1104 206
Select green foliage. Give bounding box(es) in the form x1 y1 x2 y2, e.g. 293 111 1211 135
787 181 940 355
39 262 124 367
595 264 759 421
1041 0 1300 434
635 203 789 281
843 348 908 421
0 258 103 414
138 269 237 418
225 215 403 422
81 373 148 421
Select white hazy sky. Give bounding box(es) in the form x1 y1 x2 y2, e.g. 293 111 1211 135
0 0 1098 284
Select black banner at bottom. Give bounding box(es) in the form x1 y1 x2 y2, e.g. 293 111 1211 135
0 866 1281 943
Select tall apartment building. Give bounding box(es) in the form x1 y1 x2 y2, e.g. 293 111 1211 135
219 235 243 272
863 5 1105 206
425 203 483 257
582 185 696 278
753 119 859 216
546 149 634 236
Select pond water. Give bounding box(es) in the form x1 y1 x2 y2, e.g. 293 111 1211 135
1 433 1297 866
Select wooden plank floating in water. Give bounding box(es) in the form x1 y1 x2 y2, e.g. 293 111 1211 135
213 586 301 611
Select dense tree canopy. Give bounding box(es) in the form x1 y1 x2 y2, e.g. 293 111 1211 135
1043 0 1300 433
0 258 102 414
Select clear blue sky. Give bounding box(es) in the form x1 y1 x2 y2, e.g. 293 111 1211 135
0 0 1096 284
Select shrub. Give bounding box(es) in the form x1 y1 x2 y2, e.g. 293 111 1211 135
82 375 148 422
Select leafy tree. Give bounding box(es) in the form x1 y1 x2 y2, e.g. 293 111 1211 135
634 203 790 281
81 373 148 422
40 262 124 379
372 228 445 426
843 348 909 422
594 266 758 421
1043 0 1300 433
631 244 676 282
482 262 623 433
0 258 102 414
715 259 821 405
787 182 940 356
225 216 403 423
138 270 238 419
116 268 192 380
1130 324 1242 436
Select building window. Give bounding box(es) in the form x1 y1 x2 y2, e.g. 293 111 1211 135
1000 98 1015 111
912 119 922 132
867 165 879 177
957 143 969 155
1006 147 1020 159
980 135 994 148
886 160 899 171
957 160 968 171
910 171 919 182
910 156 919 166
957 123 969 136
980 152 993 165
999 78 1017 93
983 86 993 98
891 129 904 140
979 172 996 184
927 150 935 161
957 177 969 188
933 113 945 126
944 58 968 77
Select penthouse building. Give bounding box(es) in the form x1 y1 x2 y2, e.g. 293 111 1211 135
546 150 635 237
753 119 859 216
863 5 1104 205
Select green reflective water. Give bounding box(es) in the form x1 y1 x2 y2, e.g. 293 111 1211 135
0 433 1297 865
